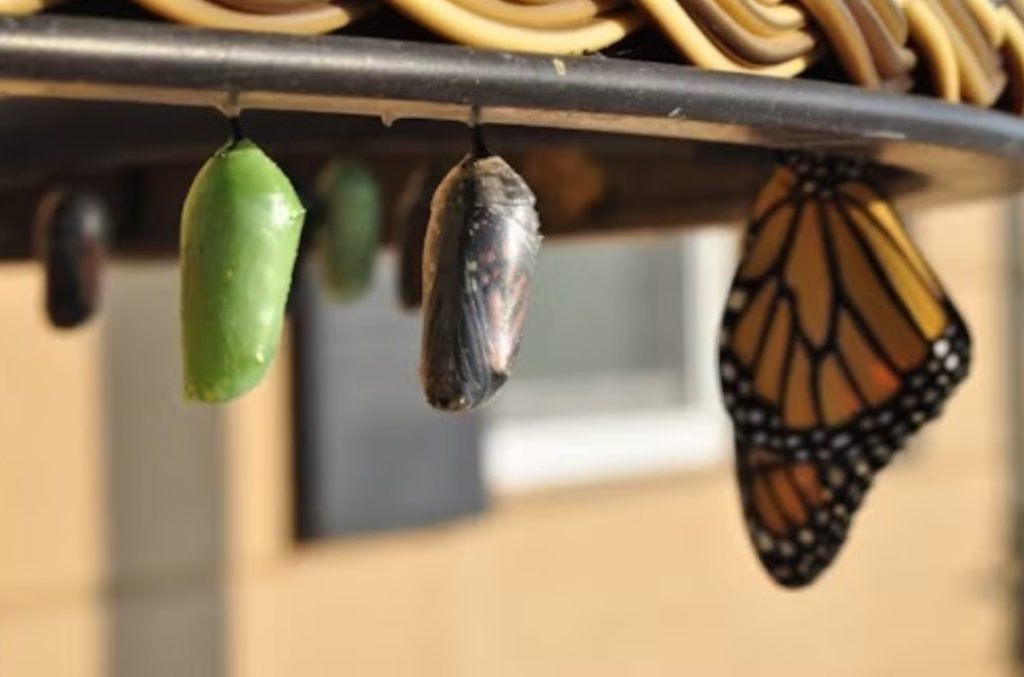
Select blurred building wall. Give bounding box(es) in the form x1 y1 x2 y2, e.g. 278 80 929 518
0 200 1016 677
0 263 106 677
0 264 227 677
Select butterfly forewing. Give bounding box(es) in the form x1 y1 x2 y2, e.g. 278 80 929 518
719 154 971 587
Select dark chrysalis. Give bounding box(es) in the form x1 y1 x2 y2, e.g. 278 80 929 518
420 136 542 412
34 189 110 330
395 164 447 311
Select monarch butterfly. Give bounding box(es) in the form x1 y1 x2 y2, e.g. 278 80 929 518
719 152 971 587
181 128 306 403
420 134 542 411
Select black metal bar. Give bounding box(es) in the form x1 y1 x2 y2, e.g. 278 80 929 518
2 14 1024 173
3 15 1024 261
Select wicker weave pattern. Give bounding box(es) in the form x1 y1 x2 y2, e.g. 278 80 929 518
2 0 1023 114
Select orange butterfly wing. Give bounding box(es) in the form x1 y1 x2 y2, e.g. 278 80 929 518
719 154 971 587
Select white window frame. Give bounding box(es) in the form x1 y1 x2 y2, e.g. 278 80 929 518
483 227 739 493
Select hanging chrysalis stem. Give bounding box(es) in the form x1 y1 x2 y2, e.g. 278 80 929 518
470 106 490 159
228 115 245 149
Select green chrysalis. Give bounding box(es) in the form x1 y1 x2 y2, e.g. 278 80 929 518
316 159 381 302
180 136 306 403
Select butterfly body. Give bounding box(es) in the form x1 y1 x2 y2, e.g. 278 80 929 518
720 153 971 587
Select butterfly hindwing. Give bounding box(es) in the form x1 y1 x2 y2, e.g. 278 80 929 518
719 154 971 587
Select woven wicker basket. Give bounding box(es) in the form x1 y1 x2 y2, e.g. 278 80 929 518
2 0 1023 114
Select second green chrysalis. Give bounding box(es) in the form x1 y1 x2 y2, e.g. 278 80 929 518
316 159 381 302
181 135 306 403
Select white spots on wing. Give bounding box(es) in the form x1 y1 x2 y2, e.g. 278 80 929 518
727 289 747 311
872 444 891 462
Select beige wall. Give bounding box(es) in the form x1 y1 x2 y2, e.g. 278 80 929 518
0 198 1017 677
0 264 106 677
